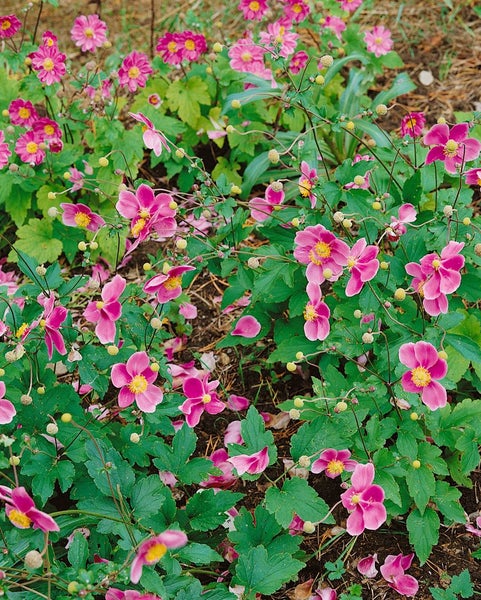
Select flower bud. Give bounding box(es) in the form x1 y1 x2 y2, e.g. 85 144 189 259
247 257 260 269
298 455 310 468
130 432 140 443
463 217 471 226
353 309 362 319
231 99 241 109
293 398 304 408
25 550 43 569
289 408 301 419
268 149 280 164
90 241 98 250
353 175 365 186
443 205 453 217
286 362 297 372
176 238 187 250
362 332 374 344
21 394 33 405
412 460 421 469
47 206 59 217
375 104 388 116
319 54 334 68
213 42 223 52
107 345 119 356
314 75 325 85
78 241 87 252
333 211 344 223
98 157 109 167
61 413 72 423
150 317 162 330
36 265 47 277
335 400 348 412
394 288 406 301
46 423 58 435
302 520 316 533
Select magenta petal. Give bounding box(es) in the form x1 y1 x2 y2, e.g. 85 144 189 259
95 316 116 344
183 377 204 399
401 371 421 393
158 530 188 548
424 146 446 165
462 138 481 161
11 488 36 513
183 400 204 427
116 190 139 218
126 351 150 376
398 203 417 223
29 507 60 532
0 399 15 424
429 358 447 379
118 387 135 408
357 554 378 578
346 507 365 535
136 184 155 210
231 315 261 338
423 123 449 145
361 502 386 531
390 574 419 597
399 343 417 369
102 275 126 302
421 381 447 410
111 363 130 387
449 123 469 142
351 463 374 489
130 554 143 584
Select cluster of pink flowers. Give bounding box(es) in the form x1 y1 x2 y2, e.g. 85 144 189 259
423 122 481 174
0 14 22 39
29 31 67 85
70 14 108 52
364 25 393 58
228 37 272 81
406 240 465 316
238 0 269 21
118 51 153 93
358 552 418 596
156 31 207 65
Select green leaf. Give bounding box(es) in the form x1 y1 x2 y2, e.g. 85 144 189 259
233 546 304 596
433 481 465 524
265 478 334 528
131 476 166 519
177 543 222 565
12 218 63 263
406 507 440 564
166 76 210 128
85 438 135 497
6 185 32 226
406 464 435 514
444 333 481 363
185 489 243 531
448 570 473 598
67 531 89 570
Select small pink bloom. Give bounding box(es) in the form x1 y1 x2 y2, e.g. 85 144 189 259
71 14 107 52
84 275 126 344
228 38 272 80
227 446 269 475
106 589 161 600
259 20 298 58
249 183 285 222
357 553 378 578
0 382 15 424
424 123 481 174
310 587 337 600
380 553 419 597
38 294 68 359
8 99 38 127
129 112 170 157
156 32 183 65
399 341 447 410
298 161 318 208
303 282 330 341
311 448 357 478
0 14 21 38
33 117 62 142
0 130 11 170
111 351 163 413
288 514 305 535
200 448 237 489
15 130 45 165
130 531 188 584
401 112 425 138
224 420 244 445
345 238 379 296
238 0 269 21
118 51 152 93
340 463 386 535
61 202 106 232
29 43 67 85
227 394 250 411
386 203 417 242
465 167 481 186
231 315 261 338
364 25 393 58
179 302 197 319
289 50 309 74
284 0 310 22
42 30 57 47
144 265 195 304
179 374 225 427
320 15 346 41
0 485 59 532
179 30 207 62
466 515 481 537
338 0 363 12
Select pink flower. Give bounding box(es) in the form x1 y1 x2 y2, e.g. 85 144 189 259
357 553 378 578
156 32 184 65
321 16 346 41
8 99 38 127
118 51 153 93
67 167 85 192
200 448 237 489
224 420 244 445
29 43 67 85
465 167 481 186
228 38 272 80
401 112 425 138
345 238 379 296
399 341 448 410
249 183 284 222
227 446 269 475
106 589 161 600
0 382 15 424
84 275 126 344
364 25 393 58
466 515 481 537
71 14 108 52
386 203 416 242
0 130 11 170
130 530 188 584
38 294 68 359
340 463 386 535
33 117 62 142
111 351 163 413
345 154 374 190
294 224 350 284
179 302 197 319
284 0 310 22
231 315 261 338
303 282 330 341
298 161 318 208
179 374 225 427
227 394 250 411
406 262 449 316
338 0 363 12
144 264 195 303
0 486 59 532
15 130 45 165
179 31 207 62
129 112 169 157
259 20 298 58
0 14 21 39
289 50 309 74
238 0 269 21
380 553 419 597
61 202 106 232
424 123 481 174
42 30 57 47
311 448 357 478
116 184 177 241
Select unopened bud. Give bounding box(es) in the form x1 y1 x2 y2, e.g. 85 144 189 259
394 288 406 301
150 317 162 329
443 205 453 217
353 175 365 186
130 432 140 443
319 54 334 68
298 455 310 468
98 157 109 167
333 211 344 223
302 520 316 533
231 99 241 109
25 550 43 569
36 265 47 277
46 423 58 435
21 394 33 405
247 257 260 269
362 332 374 344
335 401 348 413
268 149 280 164
289 408 301 419
375 104 388 116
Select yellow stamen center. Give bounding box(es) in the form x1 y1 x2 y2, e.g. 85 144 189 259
96 301 105 310
326 459 345 476
128 374 148 395
411 366 431 388
74 212 91 228
202 393 212 404
44 124 55 136
26 141 38 154
145 542 167 563
241 51 252 62
18 107 31 120
43 58 54 72
249 0 260 9
2 20 11 31
293 3 302 13
347 257 357 269
406 118 416 129
16 323 29 338
308 241 331 265
128 66 140 79
84 27 94 38
374 36 383 44
351 494 360 504
299 178 312 197
131 218 146 237
444 139 459 158
432 259 441 269
163 275 182 291
303 303 318 321
139 209 150 219
39 319 46 328
167 41 177 53
8 509 32 529
184 39 195 51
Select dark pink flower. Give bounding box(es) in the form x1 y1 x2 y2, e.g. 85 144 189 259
156 32 183 65
238 0 269 21
289 50 309 74
15 130 45 165
42 30 57 47
228 38 271 80
386 203 416 242
0 130 11 170
231 315 261 338
465 167 481 186
224 420 244 445
200 448 237 489
38 294 68 359
227 446 269 475
179 31 207 62
357 553 378 578
466 515 481 537
338 0 363 12
284 0 310 22
29 43 67 85
61 202 106 232
340 463 386 535
364 26 393 58
298 161 318 208
33 117 62 142
0 14 21 38
345 238 379 296
129 112 169 157
106 589 161 600
406 261 449 316
249 183 284 222
84 275 126 344
8 99 38 127
259 20 299 58
118 51 152 93
401 112 425 138
380 553 419 597
144 264 195 304
111 351 163 413
179 374 225 427
303 282 330 341
71 14 108 52
227 394 250 411
0 382 15 424
311 448 357 478
424 123 481 174
130 530 187 584
399 341 447 410
0 485 59 532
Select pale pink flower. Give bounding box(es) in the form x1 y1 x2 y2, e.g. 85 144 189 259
424 123 481 174
0 14 21 38
130 531 187 584
288 514 305 535
179 302 197 319
118 51 152 93
15 130 45 165
0 131 11 170
111 351 163 413
71 14 107 52
156 32 183 65
0 382 15 424
179 30 207 62
67 167 85 192
166 361 201 389
303 282 330 341
128 112 169 157
294 224 350 284
345 238 379 296
298 161 318 208
0 486 59 532
401 112 425 138
386 203 417 242
8 99 38 127
29 43 67 85
284 0 310 22
61 202 106 232
224 420 244 445
338 0 363 12
380 553 419 597
364 25 393 58
259 20 298 58
340 463 386 535
310 587 337 600
37 294 68 359
311 448 357 478
289 50 309 74
399 341 447 410
406 261 449 316
357 553 378 578
249 183 284 222
200 448 237 489
179 374 225 427
345 154 374 190
84 275 126 344
144 265 195 303
231 315 261 338
320 15 346 41
228 38 271 79
238 0 269 21
227 394 250 411
227 446 269 475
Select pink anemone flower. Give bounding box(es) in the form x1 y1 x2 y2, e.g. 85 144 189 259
118 51 152 93
0 382 15 424
29 43 67 85
106 589 161 600
238 0 269 21
249 183 284 222
423 123 481 174
400 112 425 138
179 374 225 427
15 130 45 165
364 25 393 58
298 161 318 208
0 14 22 39
128 112 170 157
303 282 330 341
38 293 68 359
143 264 195 303
0 485 59 532
357 553 378 578
61 202 106 232
0 130 11 170
310 587 337 600
70 14 108 52
338 0 363 12
227 446 270 475
311 448 357 478
200 448 237 489
8 98 38 127
340 463 386 535
380 553 419 597
345 239 379 296
399 341 447 410
465 167 481 186
111 351 163 413
130 530 188 584
84 275 126 344
386 203 416 242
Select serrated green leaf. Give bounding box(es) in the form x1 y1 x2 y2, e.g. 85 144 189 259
407 507 440 564
12 218 63 263
67 531 89 570
433 481 465 524
185 489 243 531
450 569 474 597
6 184 32 226
406 465 435 514
177 543 222 565
85 438 135 497
131 476 166 519
166 76 210 128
